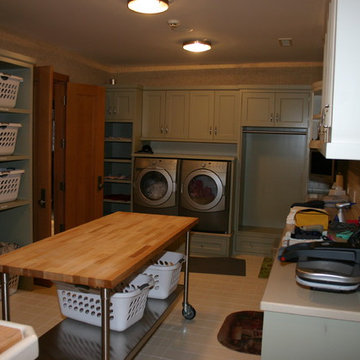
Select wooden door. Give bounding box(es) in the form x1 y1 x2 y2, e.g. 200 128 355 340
53 73 68 234
33 66 53 241
65 83 105 229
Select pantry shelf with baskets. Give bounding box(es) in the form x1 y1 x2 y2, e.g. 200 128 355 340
0 50 34 255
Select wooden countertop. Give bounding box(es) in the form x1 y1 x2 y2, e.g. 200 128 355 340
0 212 198 289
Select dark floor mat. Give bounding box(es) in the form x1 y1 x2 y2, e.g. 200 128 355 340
217 311 263 355
183 257 246 276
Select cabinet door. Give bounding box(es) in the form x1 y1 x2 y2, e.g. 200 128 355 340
142 91 166 138
113 91 136 121
165 91 189 139
214 91 240 142
106 90 136 121
275 93 309 128
188 91 214 140
241 92 275 126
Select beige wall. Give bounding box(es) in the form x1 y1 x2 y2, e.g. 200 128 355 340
113 66 323 87
0 28 322 88
0 29 109 85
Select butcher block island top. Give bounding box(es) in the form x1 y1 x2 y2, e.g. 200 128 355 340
0 212 198 289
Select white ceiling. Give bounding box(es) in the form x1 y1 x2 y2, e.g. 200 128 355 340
0 0 329 71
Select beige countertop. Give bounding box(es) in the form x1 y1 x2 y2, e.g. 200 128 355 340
261 225 360 322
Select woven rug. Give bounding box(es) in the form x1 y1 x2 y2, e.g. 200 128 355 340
217 311 263 355
258 257 274 278
184 257 246 276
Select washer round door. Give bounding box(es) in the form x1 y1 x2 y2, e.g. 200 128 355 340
183 169 224 211
136 168 173 206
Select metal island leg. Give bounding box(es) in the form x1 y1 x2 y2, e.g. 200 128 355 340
182 231 196 320
100 288 111 360
1 272 10 321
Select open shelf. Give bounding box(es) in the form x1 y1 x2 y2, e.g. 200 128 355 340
38 286 183 360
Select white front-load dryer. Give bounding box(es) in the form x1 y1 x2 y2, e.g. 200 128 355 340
180 160 231 233
133 157 179 215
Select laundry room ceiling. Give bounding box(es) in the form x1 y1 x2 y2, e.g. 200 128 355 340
0 0 329 70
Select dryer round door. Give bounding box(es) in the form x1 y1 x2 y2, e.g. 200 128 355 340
183 169 224 211
136 168 174 206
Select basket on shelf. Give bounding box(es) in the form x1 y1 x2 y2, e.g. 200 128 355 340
56 273 154 332
0 123 22 155
142 251 185 299
0 242 20 299
0 73 23 108
0 168 25 203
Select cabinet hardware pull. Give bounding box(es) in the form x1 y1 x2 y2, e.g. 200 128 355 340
165 128 168 134
270 113 273 122
160 127 164 134
214 127 217 135
209 126 212 135
275 113 280 122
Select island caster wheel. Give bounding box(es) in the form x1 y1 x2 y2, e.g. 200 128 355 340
182 304 196 320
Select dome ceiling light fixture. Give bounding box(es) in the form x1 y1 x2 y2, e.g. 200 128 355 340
127 0 169 14
183 40 212 53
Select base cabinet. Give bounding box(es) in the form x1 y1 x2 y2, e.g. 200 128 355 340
234 228 281 257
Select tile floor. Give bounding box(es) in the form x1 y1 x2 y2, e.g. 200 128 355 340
2 255 267 360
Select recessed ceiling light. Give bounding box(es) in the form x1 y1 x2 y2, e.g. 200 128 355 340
278 38 293 47
128 0 169 14
183 40 212 53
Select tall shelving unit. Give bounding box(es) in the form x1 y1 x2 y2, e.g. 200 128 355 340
0 50 34 249
103 85 142 215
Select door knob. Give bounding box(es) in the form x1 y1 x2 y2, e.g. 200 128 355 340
98 176 104 190
38 188 46 208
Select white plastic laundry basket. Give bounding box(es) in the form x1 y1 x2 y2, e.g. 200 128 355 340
0 73 23 108
142 251 185 299
0 168 24 203
0 123 22 155
56 273 154 331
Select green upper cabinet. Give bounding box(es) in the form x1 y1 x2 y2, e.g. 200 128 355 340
106 88 137 122
187 91 214 141
142 89 239 143
142 90 189 139
241 91 309 128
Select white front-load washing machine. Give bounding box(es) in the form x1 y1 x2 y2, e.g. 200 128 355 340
179 159 231 233
133 157 179 215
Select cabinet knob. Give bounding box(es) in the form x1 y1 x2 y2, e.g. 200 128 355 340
270 113 273 122
165 127 168 134
160 127 164 134
275 113 280 122
209 126 212 135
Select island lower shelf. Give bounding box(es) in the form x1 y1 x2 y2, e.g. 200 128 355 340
38 286 183 360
